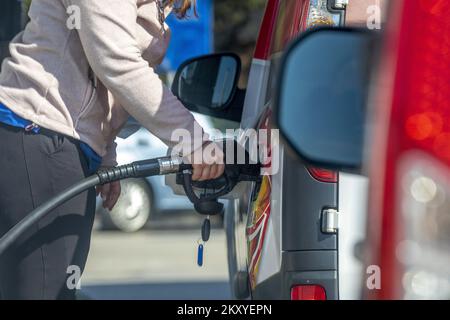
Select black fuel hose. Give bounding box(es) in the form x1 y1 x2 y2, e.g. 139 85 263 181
0 175 100 256
0 157 187 257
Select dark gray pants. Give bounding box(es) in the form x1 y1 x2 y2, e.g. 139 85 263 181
0 122 96 299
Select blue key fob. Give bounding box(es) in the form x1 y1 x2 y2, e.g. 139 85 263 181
197 244 204 267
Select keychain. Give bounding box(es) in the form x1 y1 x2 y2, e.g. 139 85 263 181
197 215 211 267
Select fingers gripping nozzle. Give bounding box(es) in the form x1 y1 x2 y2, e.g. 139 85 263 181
179 140 262 216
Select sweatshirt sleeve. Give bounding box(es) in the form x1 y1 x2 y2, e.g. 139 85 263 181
68 0 209 156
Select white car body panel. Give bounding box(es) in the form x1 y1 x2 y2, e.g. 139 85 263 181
338 173 369 300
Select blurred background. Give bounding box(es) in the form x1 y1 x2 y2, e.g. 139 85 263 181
0 0 266 300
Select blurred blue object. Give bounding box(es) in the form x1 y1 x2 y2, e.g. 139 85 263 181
161 0 213 72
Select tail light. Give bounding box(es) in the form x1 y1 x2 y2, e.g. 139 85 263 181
307 167 339 183
398 155 450 299
291 285 327 300
366 0 450 299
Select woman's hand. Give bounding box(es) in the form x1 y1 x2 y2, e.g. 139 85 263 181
188 142 225 181
96 180 121 211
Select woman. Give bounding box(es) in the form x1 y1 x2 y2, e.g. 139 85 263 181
0 0 224 299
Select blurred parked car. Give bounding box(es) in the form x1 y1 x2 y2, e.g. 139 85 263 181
97 115 216 232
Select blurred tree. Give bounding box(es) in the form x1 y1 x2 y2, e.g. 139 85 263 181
214 0 267 87
24 0 32 12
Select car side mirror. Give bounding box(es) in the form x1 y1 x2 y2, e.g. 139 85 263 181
274 27 376 172
172 53 244 122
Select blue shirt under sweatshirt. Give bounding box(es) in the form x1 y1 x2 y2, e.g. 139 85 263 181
0 102 102 174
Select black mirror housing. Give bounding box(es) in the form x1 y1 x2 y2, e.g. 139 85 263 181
171 53 244 122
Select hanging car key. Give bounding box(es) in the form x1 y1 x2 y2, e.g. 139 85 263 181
178 140 261 268
197 215 211 267
201 216 211 242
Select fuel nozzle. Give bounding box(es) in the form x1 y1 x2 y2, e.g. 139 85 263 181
179 139 262 216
